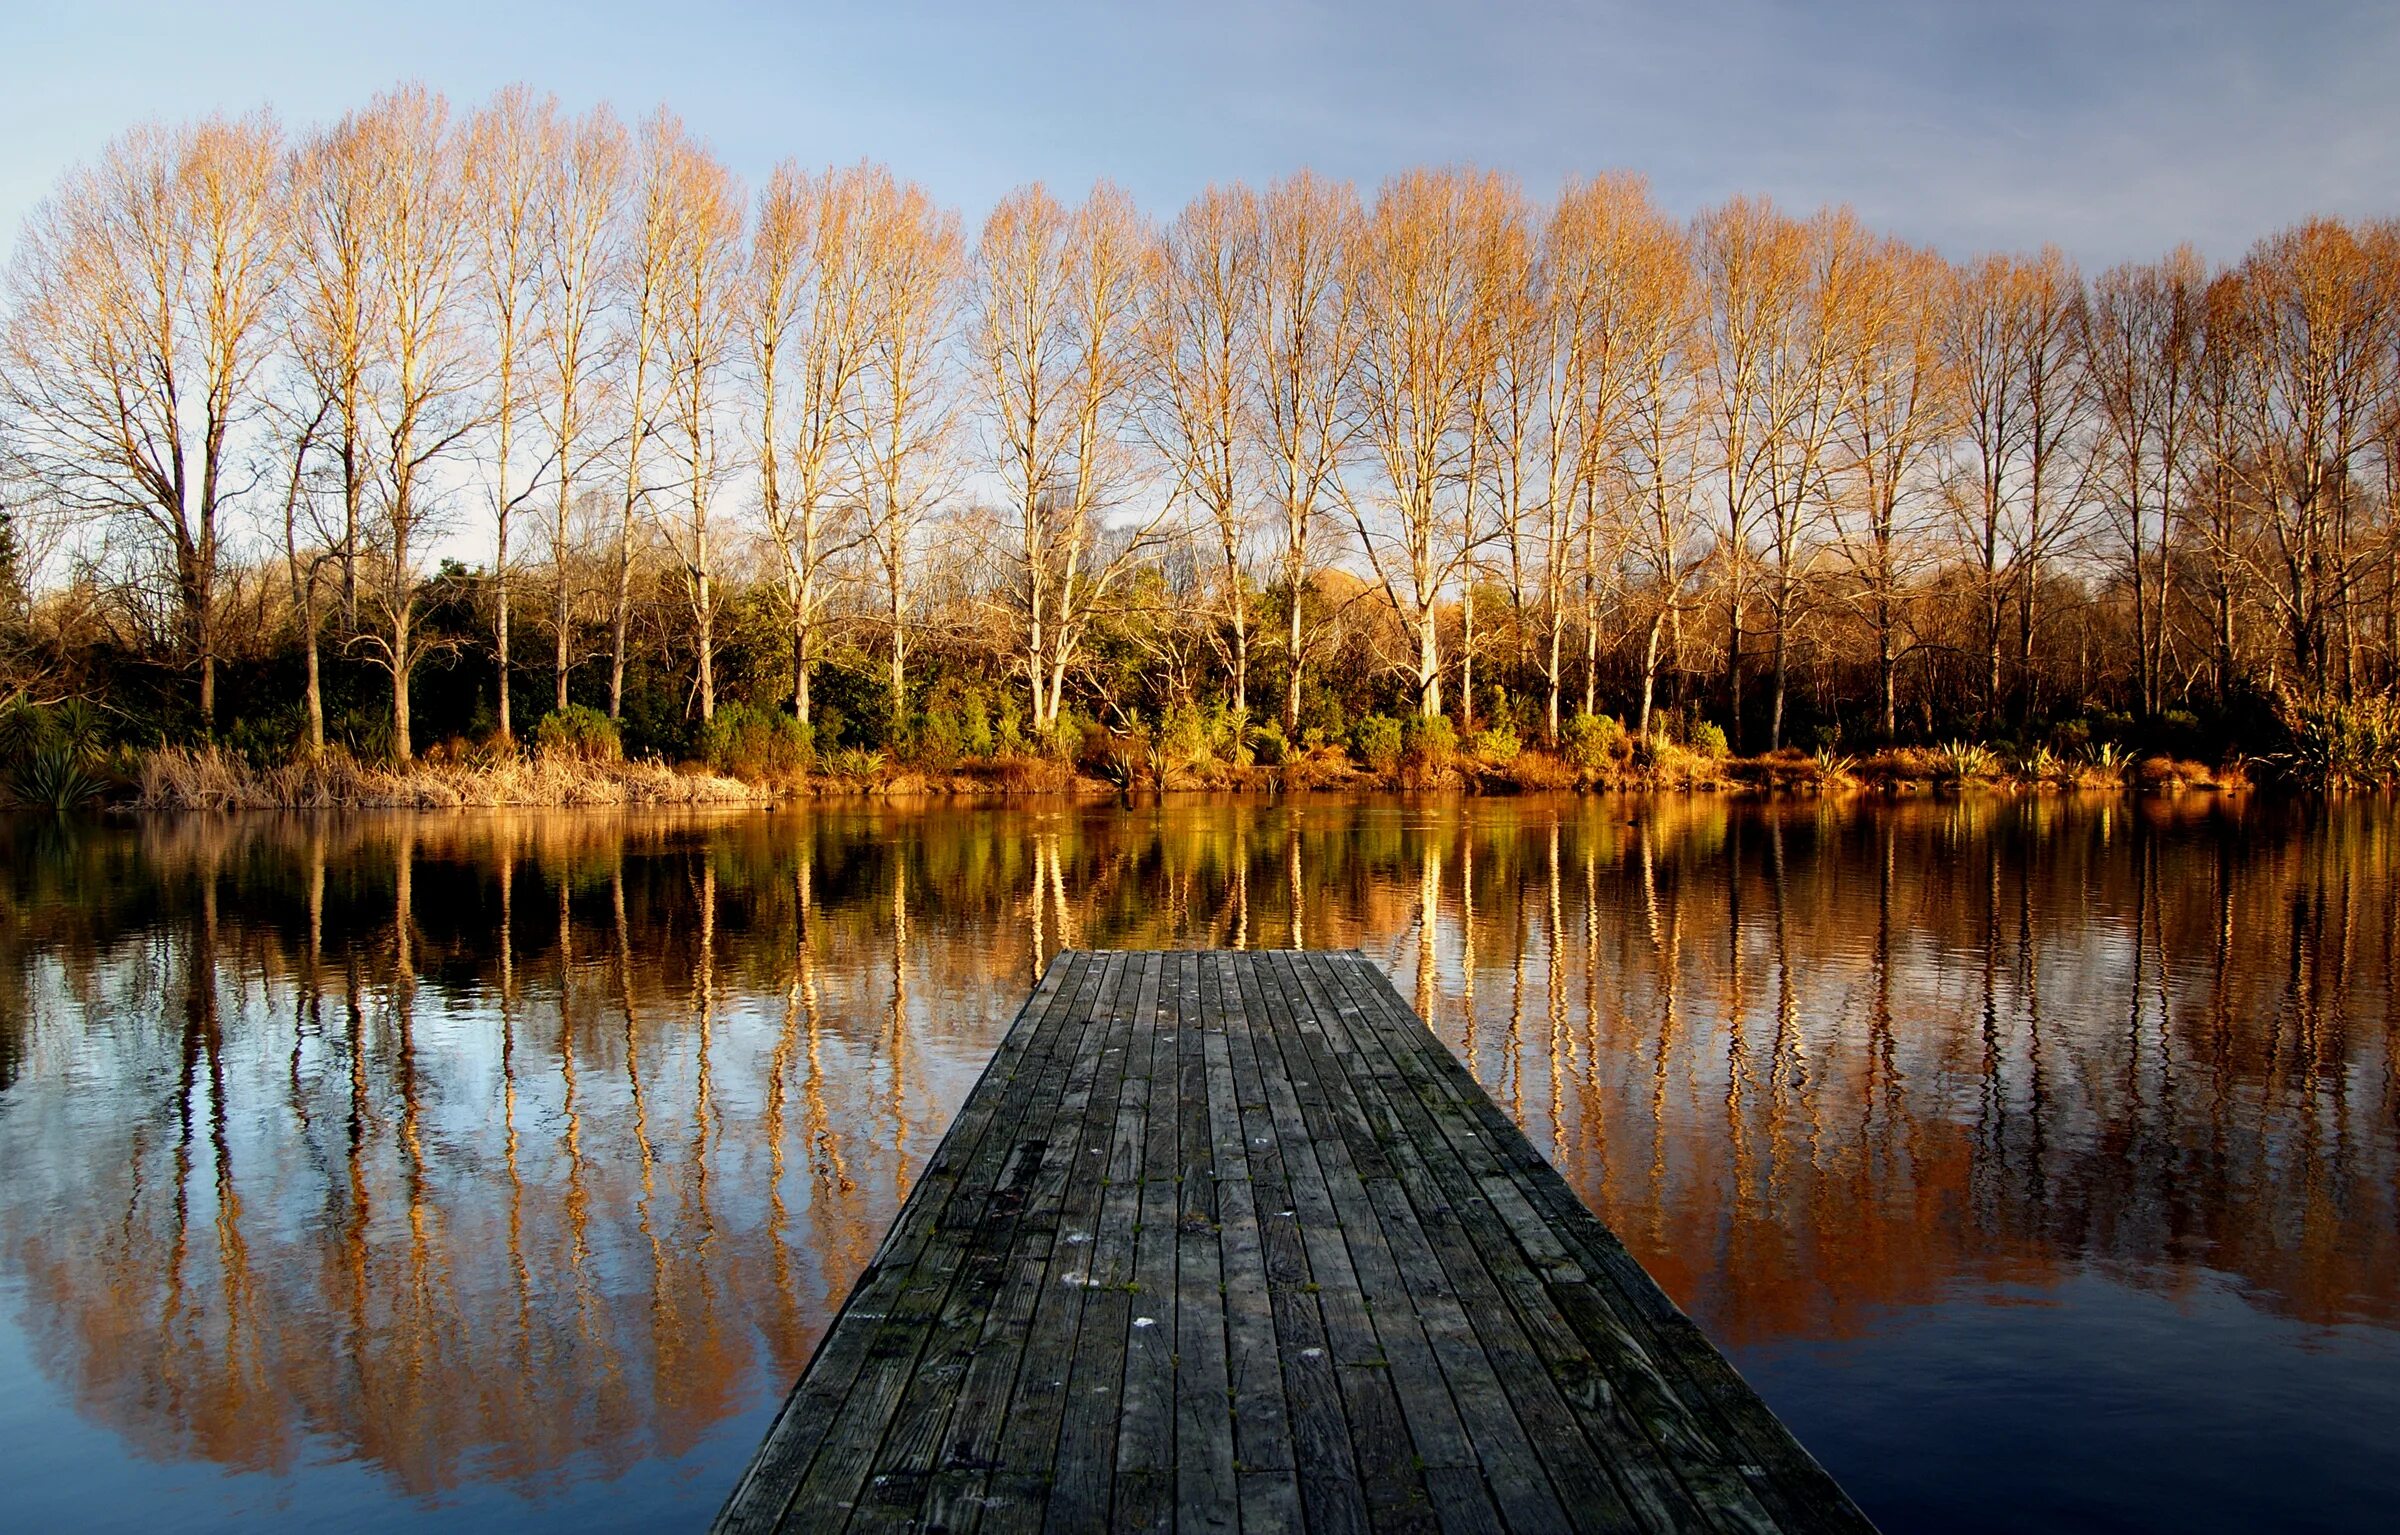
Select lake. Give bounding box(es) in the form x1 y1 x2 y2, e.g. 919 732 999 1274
0 794 2394 1533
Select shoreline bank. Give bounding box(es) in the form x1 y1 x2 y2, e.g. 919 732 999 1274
101 742 2256 811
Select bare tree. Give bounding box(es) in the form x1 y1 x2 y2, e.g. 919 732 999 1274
1944 252 2035 723
1347 168 1505 719
533 103 624 715
355 85 479 762
0 112 285 729
1532 174 1681 741
271 398 331 752
2216 221 2391 694
1251 171 1361 736
1457 177 1532 734
747 162 880 724
974 182 1163 733
650 132 741 724
853 173 962 724
1942 247 2095 724
1613 210 1708 738
608 109 686 720
462 85 553 742
1756 210 1860 749
1831 235 1951 739
288 110 380 632
1147 183 1260 715
2082 248 2201 716
1694 196 1813 749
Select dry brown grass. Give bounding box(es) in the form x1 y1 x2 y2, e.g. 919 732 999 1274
138 746 768 810
2131 754 2244 792
1499 749 1579 791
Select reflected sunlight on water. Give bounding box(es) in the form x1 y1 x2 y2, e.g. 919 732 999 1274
0 794 2393 1532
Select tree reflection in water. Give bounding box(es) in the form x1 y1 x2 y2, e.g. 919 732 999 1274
0 795 2393 1530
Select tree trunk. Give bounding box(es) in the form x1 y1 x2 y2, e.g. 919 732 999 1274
1770 622 1786 752
1878 596 1896 741
1638 608 1668 740
610 512 632 721
695 567 715 724
888 570 907 727
1461 587 1476 733
495 405 513 742
1227 559 1248 719
1416 607 1442 719
1725 591 1744 752
1545 603 1563 745
1284 564 1305 736
304 588 324 756
392 604 413 765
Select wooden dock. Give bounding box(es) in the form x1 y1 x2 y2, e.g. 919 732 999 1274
716 949 1875 1534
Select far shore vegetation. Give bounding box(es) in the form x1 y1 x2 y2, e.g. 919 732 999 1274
3 84 2397 809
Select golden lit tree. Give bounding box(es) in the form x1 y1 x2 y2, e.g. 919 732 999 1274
462 85 554 743
973 182 1163 733
650 130 741 724
1347 168 1510 720
1831 235 1951 739
2081 249 2202 717
0 112 286 729
1147 184 1261 716
746 162 882 725
533 103 626 715
853 173 963 723
1250 171 1362 737
354 85 478 763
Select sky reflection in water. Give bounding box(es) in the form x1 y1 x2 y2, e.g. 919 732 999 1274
0 795 2392 1533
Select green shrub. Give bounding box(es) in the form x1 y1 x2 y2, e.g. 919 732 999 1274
1937 739 1999 780
1467 724 1520 766
1044 711 1085 762
1688 720 1729 759
1212 704 1252 767
1404 713 1458 768
701 703 813 779
532 704 622 762
1249 720 1289 766
1564 712 1628 773
826 746 887 780
2267 695 2400 789
0 700 107 765
7 743 112 809
993 694 1027 755
1161 701 1211 764
917 679 995 767
1351 714 1404 772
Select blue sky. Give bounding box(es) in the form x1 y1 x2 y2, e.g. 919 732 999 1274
3 0 2394 268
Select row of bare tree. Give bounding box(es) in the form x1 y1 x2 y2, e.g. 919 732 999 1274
5 84 2398 759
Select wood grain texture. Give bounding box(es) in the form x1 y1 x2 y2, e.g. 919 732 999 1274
714 951 1877 1535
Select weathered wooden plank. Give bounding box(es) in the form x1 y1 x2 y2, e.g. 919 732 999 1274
1275 951 1570 1535
1199 953 1303 1535
1047 952 1165 1534
1241 952 1437 1533
977 953 1145 1535
715 953 1083 1535
1224 954 1373 1535
1296 952 1678 1535
1331 953 1875 1535
778 951 1100 1527
1172 952 1238 1534
717 950 1875 1535
912 951 1123 1533
1112 951 1185 1533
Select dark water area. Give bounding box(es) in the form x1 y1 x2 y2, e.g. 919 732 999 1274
0 794 2394 1533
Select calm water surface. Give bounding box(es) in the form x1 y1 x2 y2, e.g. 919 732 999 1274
1 795 2394 1532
